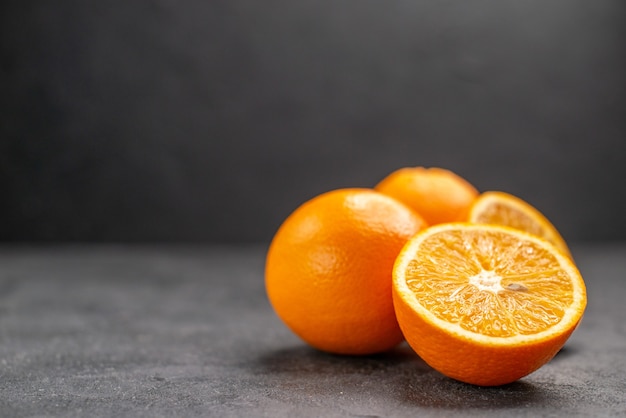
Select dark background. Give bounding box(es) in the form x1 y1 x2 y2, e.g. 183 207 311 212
1 0 625 244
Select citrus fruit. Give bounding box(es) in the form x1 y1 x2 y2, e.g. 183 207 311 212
392 223 587 386
375 167 479 225
265 188 427 355
468 191 571 258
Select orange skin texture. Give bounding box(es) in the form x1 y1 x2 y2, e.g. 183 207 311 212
265 188 427 355
393 288 581 386
375 167 479 225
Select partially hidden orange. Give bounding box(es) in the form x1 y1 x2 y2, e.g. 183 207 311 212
392 223 587 386
468 191 572 258
265 188 427 355
375 167 479 225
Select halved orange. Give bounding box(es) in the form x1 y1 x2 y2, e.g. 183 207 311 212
468 191 571 258
392 223 587 386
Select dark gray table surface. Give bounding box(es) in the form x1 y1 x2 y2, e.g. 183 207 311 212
0 244 624 417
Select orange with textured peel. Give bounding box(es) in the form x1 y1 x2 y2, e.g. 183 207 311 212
265 188 427 355
468 191 571 258
392 223 587 386
375 167 479 225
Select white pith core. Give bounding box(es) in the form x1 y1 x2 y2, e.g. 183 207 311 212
469 270 503 292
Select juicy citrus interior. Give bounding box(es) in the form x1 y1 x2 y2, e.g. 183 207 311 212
468 191 571 258
393 223 586 386
402 227 576 338
471 200 544 236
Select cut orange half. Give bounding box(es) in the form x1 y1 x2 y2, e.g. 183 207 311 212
468 191 571 258
392 223 587 386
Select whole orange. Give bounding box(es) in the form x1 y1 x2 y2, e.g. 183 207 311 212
375 167 479 225
265 188 427 355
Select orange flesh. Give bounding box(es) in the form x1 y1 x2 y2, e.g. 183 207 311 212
472 202 545 238
404 229 574 338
